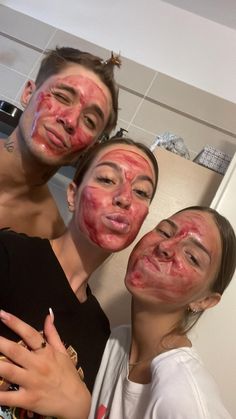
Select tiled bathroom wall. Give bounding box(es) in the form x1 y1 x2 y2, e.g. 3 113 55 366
1 4 236 159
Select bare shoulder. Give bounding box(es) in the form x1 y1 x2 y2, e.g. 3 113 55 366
0 182 66 239
35 185 67 238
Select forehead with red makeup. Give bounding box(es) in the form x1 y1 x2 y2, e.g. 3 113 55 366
97 147 155 181
50 73 110 106
159 210 221 268
169 211 212 241
35 72 110 111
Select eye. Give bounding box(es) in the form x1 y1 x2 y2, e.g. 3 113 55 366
186 251 199 267
83 115 97 130
96 175 115 185
155 227 172 238
51 90 71 104
133 188 152 200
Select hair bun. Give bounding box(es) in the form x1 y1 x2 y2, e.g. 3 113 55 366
104 52 121 68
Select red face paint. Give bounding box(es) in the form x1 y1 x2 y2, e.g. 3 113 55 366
72 145 156 252
125 210 221 307
22 65 112 165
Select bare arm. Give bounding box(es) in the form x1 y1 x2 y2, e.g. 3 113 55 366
0 310 91 419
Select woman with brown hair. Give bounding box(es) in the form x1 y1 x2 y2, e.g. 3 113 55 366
0 136 158 418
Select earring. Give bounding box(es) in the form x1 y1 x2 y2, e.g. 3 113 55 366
67 201 73 211
188 306 199 314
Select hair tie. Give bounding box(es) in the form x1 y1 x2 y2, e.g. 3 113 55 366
103 52 121 68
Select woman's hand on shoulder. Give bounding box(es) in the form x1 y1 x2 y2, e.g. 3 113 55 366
0 310 91 419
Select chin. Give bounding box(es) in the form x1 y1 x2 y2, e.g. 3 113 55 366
100 244 124 253
97 240 128 253
30 144 69 166
88 230 132 253
37 153 68 166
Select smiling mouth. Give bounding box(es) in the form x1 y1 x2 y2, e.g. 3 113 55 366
102 214 130 234
143 255 160 272
143 255 173 275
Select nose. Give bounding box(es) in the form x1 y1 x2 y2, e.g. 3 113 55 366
56 109 79 135
156 239 176 260
113 184 132 210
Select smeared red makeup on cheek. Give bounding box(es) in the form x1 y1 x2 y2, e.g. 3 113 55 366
30 91 60 141
32 91 62 132
78 186 103 245
36 92 53 112
127 258 199 303
59 75 110 150
77 185 129 249
70 128 94 150
38 94 93 150
128 271 145 289
126 213 214 303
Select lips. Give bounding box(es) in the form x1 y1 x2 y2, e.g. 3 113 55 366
102 213 130 234
45 126 70 149
143 255 173 275
143 255 160 272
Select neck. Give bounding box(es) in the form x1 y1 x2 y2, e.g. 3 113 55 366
50 225 111 302
0 130 58 191
129 298 191 367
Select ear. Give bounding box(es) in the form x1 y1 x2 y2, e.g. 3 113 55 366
20 80 36 108
189 292 221 313
67 182 77 212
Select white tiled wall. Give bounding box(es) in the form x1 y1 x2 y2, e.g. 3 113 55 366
1 4 236 160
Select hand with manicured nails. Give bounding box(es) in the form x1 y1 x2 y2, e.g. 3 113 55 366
0 310 91 419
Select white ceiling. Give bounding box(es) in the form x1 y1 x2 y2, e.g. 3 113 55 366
162 0 236 30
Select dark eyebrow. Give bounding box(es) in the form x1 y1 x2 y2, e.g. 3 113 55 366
56 84 77 96
95 161 155 189
138 175 155 190
161 219 211 260
55 83 105 122
91 105 105 122
189 237 211 261
162 219 177 229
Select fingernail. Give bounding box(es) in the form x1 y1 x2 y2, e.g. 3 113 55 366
49 307 54 323
0 310 11 321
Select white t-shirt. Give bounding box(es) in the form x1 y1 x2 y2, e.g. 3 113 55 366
89 325 232 419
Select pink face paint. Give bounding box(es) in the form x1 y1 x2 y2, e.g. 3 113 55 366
27 72 111 163
102 148 152 174
125 210 221 306
73 147 156 252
